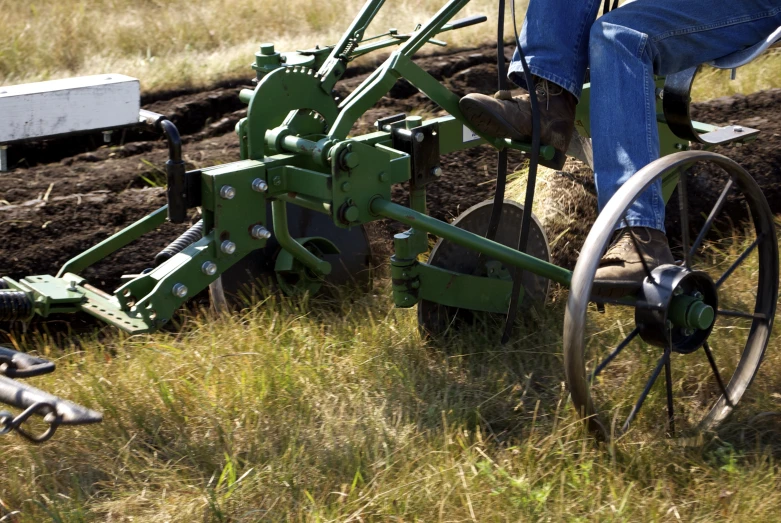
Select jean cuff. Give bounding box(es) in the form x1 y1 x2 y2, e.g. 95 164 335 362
618 219 666 234
507 62 582 100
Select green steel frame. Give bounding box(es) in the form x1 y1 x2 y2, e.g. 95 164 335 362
3 0 756 334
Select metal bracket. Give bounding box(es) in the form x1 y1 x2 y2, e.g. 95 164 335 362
391 122 441 188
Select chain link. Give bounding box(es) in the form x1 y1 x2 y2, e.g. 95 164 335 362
0 402 61 443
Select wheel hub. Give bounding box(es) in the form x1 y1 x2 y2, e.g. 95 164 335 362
635 264 718 353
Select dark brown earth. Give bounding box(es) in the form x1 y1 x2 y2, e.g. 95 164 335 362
1 44 779 296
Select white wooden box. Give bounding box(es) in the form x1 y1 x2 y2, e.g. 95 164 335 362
0 74 140 143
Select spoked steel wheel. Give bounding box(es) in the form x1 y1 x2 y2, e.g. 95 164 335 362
564 151 778 439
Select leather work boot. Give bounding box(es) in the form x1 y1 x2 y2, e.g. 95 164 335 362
592 227 675 299
458 78 577 170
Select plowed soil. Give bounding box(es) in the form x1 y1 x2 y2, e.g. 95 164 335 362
1 45 779 295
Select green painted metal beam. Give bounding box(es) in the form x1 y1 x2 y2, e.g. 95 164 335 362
371 198 572 286
56 205 168 278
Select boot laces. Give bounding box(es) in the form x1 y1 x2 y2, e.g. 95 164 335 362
493 79 564 110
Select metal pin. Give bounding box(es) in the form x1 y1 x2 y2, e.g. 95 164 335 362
172 283 188 298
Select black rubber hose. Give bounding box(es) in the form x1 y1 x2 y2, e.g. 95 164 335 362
154 220 204 266
501 0 542 344
0 291 33 321
485 0 509 241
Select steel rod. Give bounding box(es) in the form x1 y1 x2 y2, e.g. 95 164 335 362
371 198 572 286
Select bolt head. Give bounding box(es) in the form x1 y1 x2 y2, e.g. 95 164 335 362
379 172 388 182
734 126 743 132
201 261 218 276
172 283 188 298
341 181 351 192
414 132 425 143
251 225 272 240
220 240 237 254
344 205 360 223
273 176 282 186
343 152 360 169
432 166 443 177
220 185 236 200
252 178 268 193
675 143 684 150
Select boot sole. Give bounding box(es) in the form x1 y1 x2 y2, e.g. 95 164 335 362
459 98 567 170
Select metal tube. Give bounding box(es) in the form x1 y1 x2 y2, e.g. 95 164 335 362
271 200 332 275
276 193 332 215
371 198 572 286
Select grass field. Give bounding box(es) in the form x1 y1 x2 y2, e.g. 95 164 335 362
2 0 781 521
1 235 780 521
0 0 778 97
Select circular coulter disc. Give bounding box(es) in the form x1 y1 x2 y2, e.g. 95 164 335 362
418 199 550 336
210 203 373 309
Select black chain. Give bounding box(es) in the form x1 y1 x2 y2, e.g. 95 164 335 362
0 402 61 443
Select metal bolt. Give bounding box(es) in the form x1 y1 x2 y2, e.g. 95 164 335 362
734 126 743 133
692 291 703 300
201 261 217 276
273 176 282 186
410 280 420 289
103 130 112 143
220 240 236 254
68 281 77 291
220 185 236 200
414 132 425 143
251 225 272 240
379 172 388 182
252 178 268 192
673 286 683 296
343 205 360 223
432 166 443 177
341 181 351 192
343 152 360 169
684 328 695 336
172 283 188 298
675 143 684 150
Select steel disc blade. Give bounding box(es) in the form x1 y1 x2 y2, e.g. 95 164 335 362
211 203 373 308
418 199 550 336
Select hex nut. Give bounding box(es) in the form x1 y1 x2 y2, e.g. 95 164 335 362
220 185 236 199
252 178 269 192
201 261 218 276
172 283 188 298
221 240 237 254
251 225 272 240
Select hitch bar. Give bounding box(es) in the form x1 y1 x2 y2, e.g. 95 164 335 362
0 346 103 443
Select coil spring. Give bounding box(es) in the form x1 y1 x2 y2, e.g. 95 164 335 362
154 220 204 267
0 291 33 321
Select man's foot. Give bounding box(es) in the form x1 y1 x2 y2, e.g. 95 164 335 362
592 227 674 299
458 79 577 169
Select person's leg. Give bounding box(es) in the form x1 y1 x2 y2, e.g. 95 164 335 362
590 0 781 230
508 0 603 99
590 0 781 292
458 0 603 167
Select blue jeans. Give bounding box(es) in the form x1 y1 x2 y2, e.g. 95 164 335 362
508 0 781 231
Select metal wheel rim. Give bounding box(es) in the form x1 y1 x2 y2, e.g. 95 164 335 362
564 151 778 438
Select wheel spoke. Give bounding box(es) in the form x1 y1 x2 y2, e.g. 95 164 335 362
689 178 734 260
702 342 733 408
718 309 767 321
664 346 675 436
716 235 762 288
589 328 639 381
623 212 657 284
622 349 669 432
677 171 692 269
